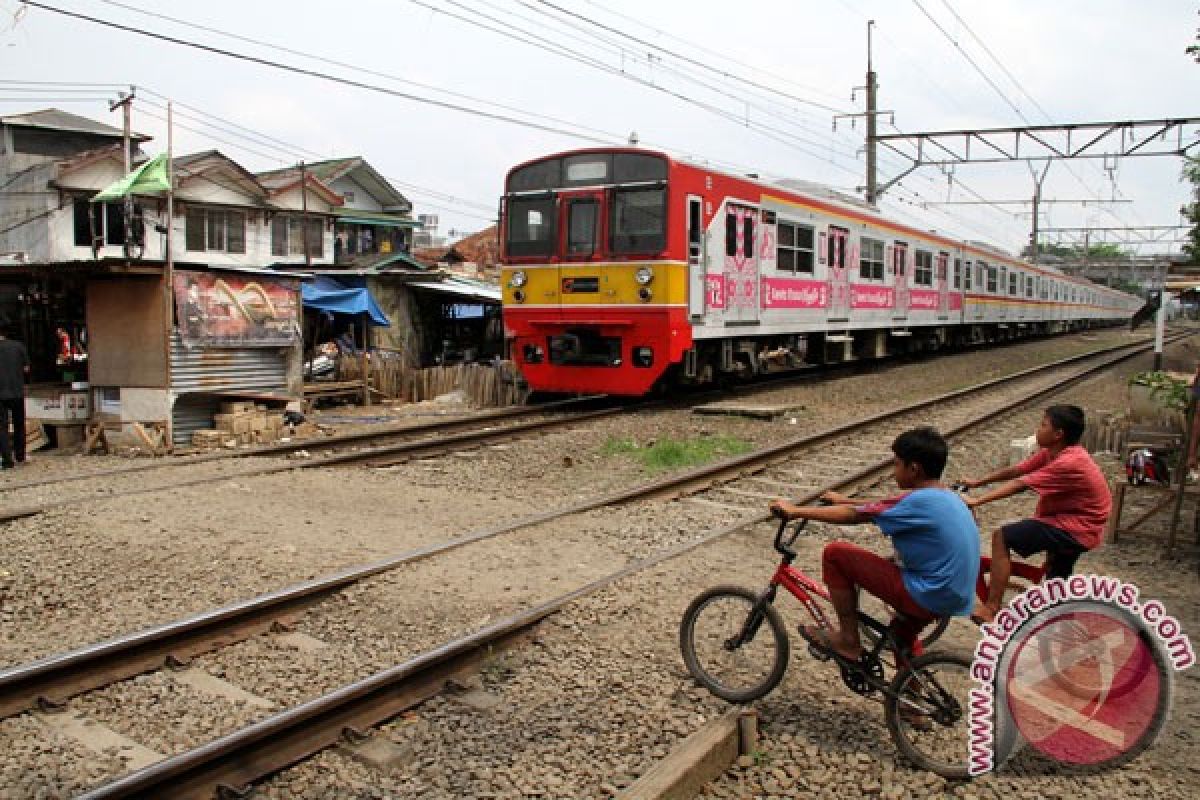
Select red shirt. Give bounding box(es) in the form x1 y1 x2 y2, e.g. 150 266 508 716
1016 445 1112 549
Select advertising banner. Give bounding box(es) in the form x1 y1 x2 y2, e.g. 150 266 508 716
174 270 300 348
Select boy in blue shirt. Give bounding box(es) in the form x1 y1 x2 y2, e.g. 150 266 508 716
770 427 979 659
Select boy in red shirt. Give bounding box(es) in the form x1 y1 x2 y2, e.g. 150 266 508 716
960 404 1111 622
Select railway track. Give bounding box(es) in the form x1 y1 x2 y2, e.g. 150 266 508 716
0 329 1155 523
0 395 630 524
1 332 1185 798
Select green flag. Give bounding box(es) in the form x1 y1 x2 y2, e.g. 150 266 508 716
91 153 171 202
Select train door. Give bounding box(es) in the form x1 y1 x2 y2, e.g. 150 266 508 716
892 241 910 321
826 226 850 317
560 190 603 310
687 195 705 317
723 204 760 324
936 251 950 318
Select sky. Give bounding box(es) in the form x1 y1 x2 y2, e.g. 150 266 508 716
1 0 1196 255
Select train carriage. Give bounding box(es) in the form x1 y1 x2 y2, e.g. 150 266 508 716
500 147 1142 396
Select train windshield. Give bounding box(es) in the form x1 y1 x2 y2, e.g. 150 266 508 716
506 193 557 257
610 187 666 254
505 152 669 259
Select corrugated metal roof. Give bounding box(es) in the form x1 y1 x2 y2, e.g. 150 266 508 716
408 278 501 302
0 108 150 141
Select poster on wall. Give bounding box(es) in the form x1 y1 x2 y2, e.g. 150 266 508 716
174 270 300 348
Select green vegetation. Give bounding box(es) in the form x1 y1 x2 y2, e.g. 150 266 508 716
602 434 754 472
1183 154 1200 267
1130 371 1190 411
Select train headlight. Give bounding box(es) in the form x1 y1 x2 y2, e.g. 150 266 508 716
635 267 654 285
513 289 526 303
638 287 653 302
510 270 528 288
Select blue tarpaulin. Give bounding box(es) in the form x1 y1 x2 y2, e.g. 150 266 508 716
301 275 390 327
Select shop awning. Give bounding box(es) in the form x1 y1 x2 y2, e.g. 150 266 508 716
408 278 501 303
333 209 420 228
373 251 430 271
302 275 390 326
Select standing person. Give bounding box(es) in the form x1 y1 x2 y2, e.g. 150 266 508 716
0 327 30 469
769 427 979 660
959 405 1111 623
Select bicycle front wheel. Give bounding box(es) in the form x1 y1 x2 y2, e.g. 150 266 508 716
885 651 973 779
679 585 790 704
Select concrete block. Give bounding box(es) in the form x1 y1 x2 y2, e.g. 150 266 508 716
336 734 415 773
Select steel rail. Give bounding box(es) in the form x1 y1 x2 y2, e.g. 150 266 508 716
0 402 632 525
0 396 604 495
0 334 1179 724
76 330 1182 799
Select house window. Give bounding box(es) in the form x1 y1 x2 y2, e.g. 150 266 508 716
914 250 933 286
776 220 815 273
859 237 885 281
271 216 323 258
73 198 126 247
186 207 246 253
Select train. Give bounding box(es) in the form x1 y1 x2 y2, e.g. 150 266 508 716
499 147 1144 396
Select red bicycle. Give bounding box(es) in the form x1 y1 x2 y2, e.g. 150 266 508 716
679 508 974 777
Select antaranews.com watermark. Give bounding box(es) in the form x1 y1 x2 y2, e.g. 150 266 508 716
968 574 1195 776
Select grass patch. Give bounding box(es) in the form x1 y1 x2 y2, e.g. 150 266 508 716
601 434 753 472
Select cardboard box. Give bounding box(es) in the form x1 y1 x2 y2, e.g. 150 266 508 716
214 413 251 435
220 401 255 415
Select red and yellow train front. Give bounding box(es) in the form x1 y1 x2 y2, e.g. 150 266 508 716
501 149 691 395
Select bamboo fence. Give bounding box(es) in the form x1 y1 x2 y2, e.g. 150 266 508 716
335 355 529 407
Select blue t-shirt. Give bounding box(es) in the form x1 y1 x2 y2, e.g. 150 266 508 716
857 488 980 616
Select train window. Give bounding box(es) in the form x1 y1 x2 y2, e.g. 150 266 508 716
914 250 933 286
937 252 949 282
893 242 908 277
564 154 611 186
508 159 561 192
860 237 885 281
610 187 666 254
613 153 668 183
745 216 756 260
827 226 848 269
726 212 737 257
963 260 972 290
506 193 557 257
985 264 997 293
953 258 962 289
1008 271 1017 296
1025 275 1033 298
687 198 702 263
566 198 599 256
777 221 815 274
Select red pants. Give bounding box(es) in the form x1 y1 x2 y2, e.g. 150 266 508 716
822 541 936 652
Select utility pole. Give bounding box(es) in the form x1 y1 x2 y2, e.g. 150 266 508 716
1028 161 1051 264
865 20 878 207
109 87 136 258
299 160 311 268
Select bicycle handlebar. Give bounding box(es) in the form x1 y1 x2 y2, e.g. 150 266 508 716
772 497 832 558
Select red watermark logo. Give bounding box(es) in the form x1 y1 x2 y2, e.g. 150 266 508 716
969 576 1193 775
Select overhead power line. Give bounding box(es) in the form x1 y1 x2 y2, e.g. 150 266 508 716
20 1 616 145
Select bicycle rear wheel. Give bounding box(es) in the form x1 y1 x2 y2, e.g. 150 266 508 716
885 651 973 779
679 585 790 704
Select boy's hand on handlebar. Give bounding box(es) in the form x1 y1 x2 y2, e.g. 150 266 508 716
769 499 800 520
956 478 984 490
820 490 853 506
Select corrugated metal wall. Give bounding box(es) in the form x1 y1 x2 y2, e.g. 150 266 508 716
169 332 289 444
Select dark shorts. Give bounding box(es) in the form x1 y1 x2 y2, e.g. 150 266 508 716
1001 519 1086 579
